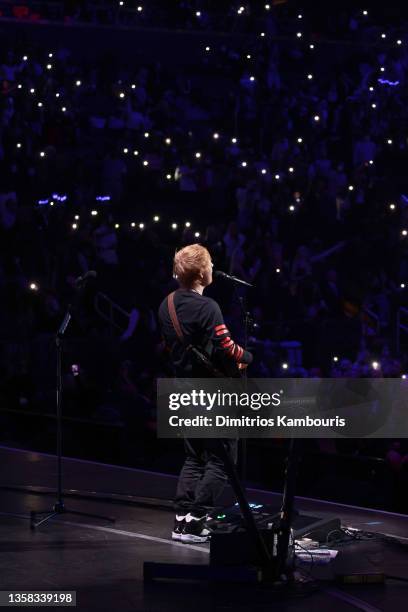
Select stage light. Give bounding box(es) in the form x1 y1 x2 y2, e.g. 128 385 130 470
380 67 385 72
143 160 149 166
265 4 270 10
309 44 315 49
194 232 200 238
387 139 393 144
205 46 211 52
46 64 52 70
369 160 374 165
16 143 22 149
153 215 160 222
72 223 78 230
237 6 245 14
131 84 136 89
166 174 172 180
119 92 125 98
241 161 247 167
123 148 129 154
288 167 294 173
371 103 376 109
213 132 220 139
389 203 396 210
195 152 201 158
172 223 178 229
133 150 139 156
397 40 402 45
297 137 303 143
333 356 339 362
48 52 53 58
76 80 81 86
62 107 67 112
165 137 171 145
17 84 22 89
131 222 136 228
289 205 295 212
402 374 407 379
37 102 43 108
55 93 60 98
307 74 313 80
139 223 144 229
296 32 302 38
246 54 251 59
249 76 255 82
275 174 280 180
185 221 191 227
369 86 374 91
196 11 201 17
29 283 38 291
115 223 120 229
144 132 149 138
40 151 45 157
74 215 80 220
137 5 143 11
261 169 267 175
401 283 406 289
371 361 380 370
91 210 98 216
276 268 280 273
401 230 407 236
348 185 354 191
30 88 35 94
314 115 320 122
282 363 289 370
231 137 237 144
23 56 28 61
381 33 386 39
298 14 303 19
363 10 368 16
260 32 265 37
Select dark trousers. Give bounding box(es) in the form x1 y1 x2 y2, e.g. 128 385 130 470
174 438 237 517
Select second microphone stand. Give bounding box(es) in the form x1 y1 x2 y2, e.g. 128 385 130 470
30 297 116 529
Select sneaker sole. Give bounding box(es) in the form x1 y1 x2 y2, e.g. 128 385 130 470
181 533 210 543
171 532 183 541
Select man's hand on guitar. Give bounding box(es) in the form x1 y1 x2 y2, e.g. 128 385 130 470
238 363 248 370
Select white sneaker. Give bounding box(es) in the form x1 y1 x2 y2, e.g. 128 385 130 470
171 514 186 540
180 513 211 543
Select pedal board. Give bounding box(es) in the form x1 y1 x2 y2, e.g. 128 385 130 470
208 503 341 566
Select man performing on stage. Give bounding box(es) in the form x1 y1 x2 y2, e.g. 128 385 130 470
158 244 252 543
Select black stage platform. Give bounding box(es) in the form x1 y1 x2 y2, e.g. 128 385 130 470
1 445 407 611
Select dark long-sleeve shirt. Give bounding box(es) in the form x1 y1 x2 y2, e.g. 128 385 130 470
158 289 252 377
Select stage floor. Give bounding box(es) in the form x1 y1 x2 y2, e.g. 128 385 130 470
1 445 407 611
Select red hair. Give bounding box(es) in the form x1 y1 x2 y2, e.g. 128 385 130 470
173 244 211 287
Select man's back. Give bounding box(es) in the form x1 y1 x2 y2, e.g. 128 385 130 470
159 288 252 377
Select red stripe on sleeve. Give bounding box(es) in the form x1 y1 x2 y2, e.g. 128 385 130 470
216 328 229 336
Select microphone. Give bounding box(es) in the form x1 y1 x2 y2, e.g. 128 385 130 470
74 270 97 287
214 270 254 288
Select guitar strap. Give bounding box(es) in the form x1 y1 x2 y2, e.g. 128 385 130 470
167 291 185 342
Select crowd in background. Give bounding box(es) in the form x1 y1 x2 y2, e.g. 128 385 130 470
2 2 408 474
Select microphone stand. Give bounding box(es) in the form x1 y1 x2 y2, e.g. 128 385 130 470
30 290 115 529
234 287 255 482
276 437 299 580
234 290 299 582
215 275 301 584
